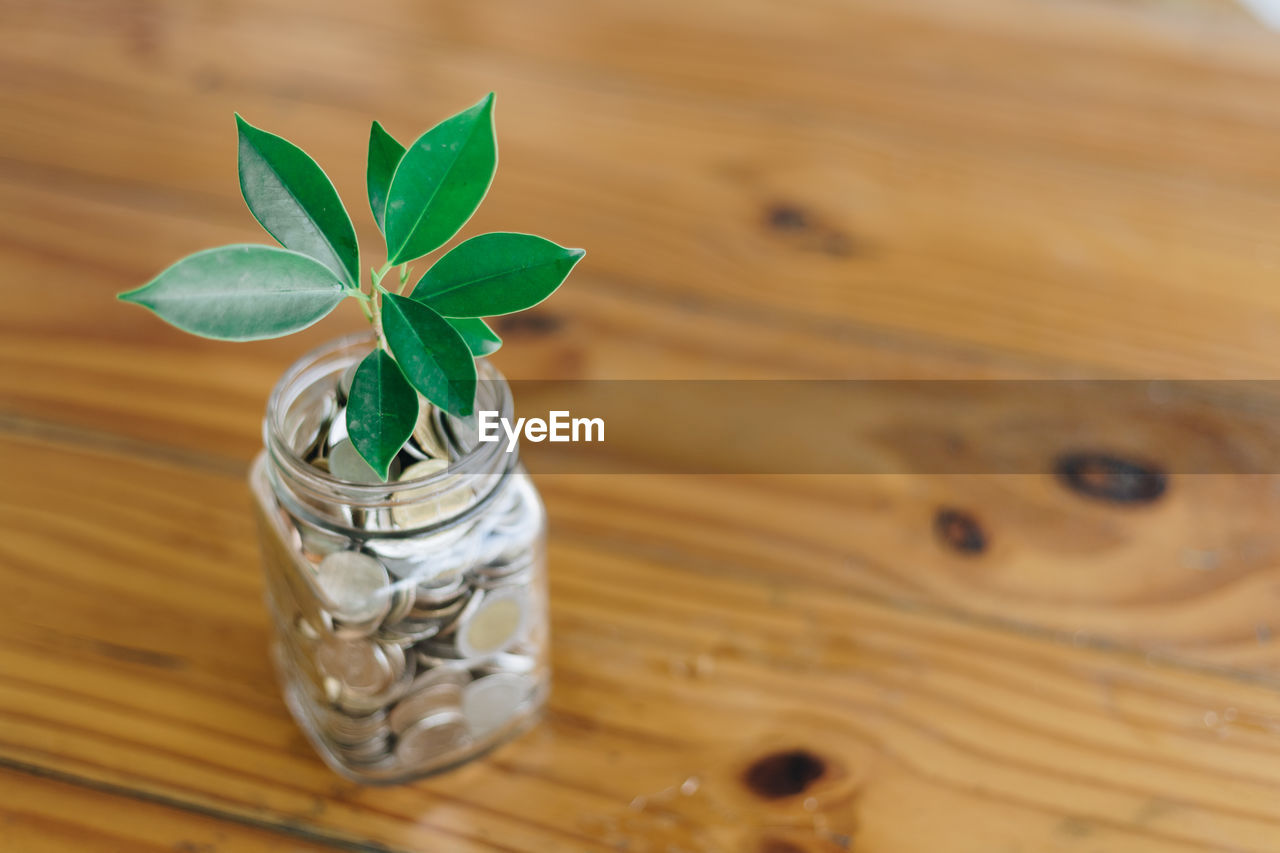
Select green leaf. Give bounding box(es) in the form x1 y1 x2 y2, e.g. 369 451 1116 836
117 245 345 341
345 349 418 480
410 232 584 317
445 316 502 357
236 114 360 288
384 93 497 265
366 121 406 234
381 293 477 416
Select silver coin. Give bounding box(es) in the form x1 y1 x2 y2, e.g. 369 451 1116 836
329 717 390 745
489 526 538 558
388 682 464 734
380 587 468 647
379 626 440 648
260 525 336 636
462 672 532 738
328 439 393 485
315 551 391 624
442 410 480 456
411 577 470 613
315 706 390 746
340 734 393 765
391 460 473 530
394 711 470 765
333 662 414 715
295 390 338 461
410 663 472 691
412 606 468 639
382 586 416 627
398 437 433 463
325 405 350 450
337 360 360 404
470 555 535 589
476 651 538 677
363 530 473 578
453 586 528 659
315 636 401 696
411 401 451 460
415 645 467 668
295 516 350 560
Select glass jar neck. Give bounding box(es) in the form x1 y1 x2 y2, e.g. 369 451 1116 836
263 333 517 536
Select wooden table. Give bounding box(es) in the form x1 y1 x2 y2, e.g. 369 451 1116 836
5 0 1280 850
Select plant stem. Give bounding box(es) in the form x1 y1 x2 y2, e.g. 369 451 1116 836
370 261 393 289
365 261 395 345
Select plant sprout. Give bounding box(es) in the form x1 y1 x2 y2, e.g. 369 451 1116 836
119 93 584 480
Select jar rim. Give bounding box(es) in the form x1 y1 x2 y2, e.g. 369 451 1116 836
264 331 514 507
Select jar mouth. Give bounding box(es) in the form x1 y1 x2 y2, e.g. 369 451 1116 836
264 332 514 510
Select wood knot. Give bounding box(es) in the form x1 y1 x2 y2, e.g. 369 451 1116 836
766 203 810 231
1054 452 1166 505
763 202 860 257
934 508 986 555
743 749 827 799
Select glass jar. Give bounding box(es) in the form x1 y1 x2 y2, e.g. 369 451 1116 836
248 333 549 784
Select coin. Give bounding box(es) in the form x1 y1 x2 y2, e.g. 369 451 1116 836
462 672 532 738
442 410 480 456
400 459 450 480
412 574 469 611
314 637 402 696
380 580 469 646
367 534 472 583
454 587 527 659
295 516 350 560
476 650 538 677
295 390 337 460
378 618 444 648
388 682 464 734
394 711 470 764
390 459 449 530
337 360 360 404
315 551 391 625
470 554 535 589
328 439 393 485
410 663 472 691
411 401 451 460
391 460 474 530
325 405 349 450
315 706 390 746
415 645 468 668
382 586 416 627
341 735 393 765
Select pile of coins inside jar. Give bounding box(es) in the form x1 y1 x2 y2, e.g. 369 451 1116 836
252 359 548 782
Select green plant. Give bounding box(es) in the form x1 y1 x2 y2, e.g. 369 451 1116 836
118 93 584 480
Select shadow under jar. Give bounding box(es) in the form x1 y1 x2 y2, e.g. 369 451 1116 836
249 334 548 784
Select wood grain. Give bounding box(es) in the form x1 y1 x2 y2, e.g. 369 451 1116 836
0 765 336 853
4 432 1280 851
5 0 1280 849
